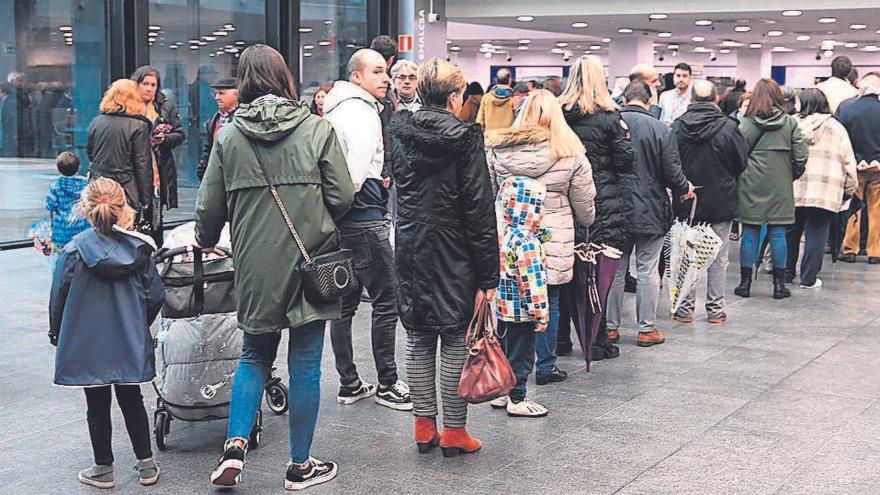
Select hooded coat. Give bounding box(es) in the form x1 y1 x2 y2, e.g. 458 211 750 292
151 92 185 209
485 125 596 285
195 96 355 334
793 113 858 212
476 86 515 131
672 102 749 223
562 105 634 249
738 110 809 225
389 107 499 333
49 227 165 386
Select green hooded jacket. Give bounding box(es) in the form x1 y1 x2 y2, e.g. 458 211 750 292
195 96 355 334
738 110 808 225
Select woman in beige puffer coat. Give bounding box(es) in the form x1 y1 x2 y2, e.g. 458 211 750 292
485 89 596 382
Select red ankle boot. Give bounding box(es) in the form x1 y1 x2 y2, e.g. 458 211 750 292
415 417 440 453
439 427 482 457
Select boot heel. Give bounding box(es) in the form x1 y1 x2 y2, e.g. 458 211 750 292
441 447 460 457
417 438 438 454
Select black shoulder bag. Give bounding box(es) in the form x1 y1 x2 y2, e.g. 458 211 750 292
245 138 358 304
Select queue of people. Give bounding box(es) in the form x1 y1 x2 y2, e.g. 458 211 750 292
45 40 879 492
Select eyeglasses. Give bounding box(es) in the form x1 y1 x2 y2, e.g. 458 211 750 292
395 75 417 82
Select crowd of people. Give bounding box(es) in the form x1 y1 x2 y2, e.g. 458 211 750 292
43 32 880 491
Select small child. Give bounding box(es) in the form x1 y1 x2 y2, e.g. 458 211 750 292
49 177 165 489
43 151 90 274
491 176 551 418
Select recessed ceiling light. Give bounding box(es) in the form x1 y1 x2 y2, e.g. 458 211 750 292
148 25 162 31
189 45 199 50
223 23 235 31
59 25 73 32
303 52 312 57
618 27 633 34
483 52 492 59
480 42 493 48
149 31 160 37
518 45 529 50
234 40 246 46
516 15 535 22
734 26 751 32
479 46 492 53
299 26 313 33
657 32 672 38
225 47 238 53
749 43 762 49
649 13 668 20
324 20 332 25
693 46 710 53
63 32 73 38
865 45 880 52
202 36 216 41
169 45 178 49
318 40 331 46
719 48 731 54
850 24 867 30
771 46 792 52
721 40 741 47
556 42 569 47
449 46 461 51
198 41 207 46
148 37 157 42
844 42 858 48
796 34 811 41
692 36 705 42
781 10 802 17
695 19 713 26
668 44 679 49
818 17 837 24
590 45 601 50
551 47 564 54
303 44 314 50
519 39 531 44
208 53 215 57
571 22 588 28
824 50 834 57
602 37 612 43
212 31 228 36
767 30 784 37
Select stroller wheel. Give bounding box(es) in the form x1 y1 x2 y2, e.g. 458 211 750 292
265 382 290 415
154 410 170 451
249 410 263 449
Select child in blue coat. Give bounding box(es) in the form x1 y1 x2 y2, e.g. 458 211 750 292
42 151 90 275
49 177 165 489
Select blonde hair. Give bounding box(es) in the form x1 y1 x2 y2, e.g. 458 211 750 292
99 79 146 115
81 178 135 235
559 55 617 115
516 89 585 158
418 57 466 107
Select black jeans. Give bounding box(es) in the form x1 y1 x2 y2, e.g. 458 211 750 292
83 385 152 466
500 321 536 403
786 207 833 286
330 219 399 388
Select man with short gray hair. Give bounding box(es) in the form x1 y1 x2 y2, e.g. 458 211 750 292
390 59 421 112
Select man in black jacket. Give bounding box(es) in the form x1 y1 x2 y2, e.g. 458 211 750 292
672 80 748 324
607 81 693 348
197 78 238 181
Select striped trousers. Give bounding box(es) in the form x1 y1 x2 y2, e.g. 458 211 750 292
405 329 468 428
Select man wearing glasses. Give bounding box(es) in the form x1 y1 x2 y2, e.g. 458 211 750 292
390 60 421 113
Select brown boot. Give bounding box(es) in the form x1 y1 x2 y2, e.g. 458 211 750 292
415 416 440 454
607 328 620 343
637 329 666 347
439 427 482 457
673 314 694 324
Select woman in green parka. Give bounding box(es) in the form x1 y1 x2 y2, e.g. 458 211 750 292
195 45 355 491
734 78 809 300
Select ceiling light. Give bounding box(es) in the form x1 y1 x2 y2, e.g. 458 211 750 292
667 43 679 49
719 48 731 54
63 32 73 38
303 52 312 57
657 32 672 38
824 49 834 58
149 31 160 37
189 39 200 43
877 29 880 34
202 36 216 41
299 26 313 33
189 46 199 50
59 25 73 32
224 47 238 53
484 52 492 59
781 10 802 17
771 46 792 52
518 45 529 50
695 19 713 26
793 35 811 42
571 22 588 28
617 27 633 34
148 25 162 31
693 46 710 53
449 45 461 51
212 30 228 36
749 43 762 49
850 24 867 30
556 42 569 47
844 42 858 48
817 17 837 24
225 44 234 49
234 40 246 46
734 26 751 32
148 37 157 42
223 23 235 31
519 39 530 44
169 45 178 49
602 37 612 43
767 30 783 37
590 45 601 50
198 41 207 46
324 20 332 25
516 15 535 22
721 40 741 47
480 42 493 48
692 36 705 42
318 40 331 46
649 13 668 20
551 47 564 54
479 47 491 53
303 44 314 50
865 45 880 52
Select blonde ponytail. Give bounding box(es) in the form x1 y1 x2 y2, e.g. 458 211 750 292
81 178 135 234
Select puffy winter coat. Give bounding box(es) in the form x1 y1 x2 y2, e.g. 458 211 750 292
389 106 499 333
86 112 153 210
794 113 858 212
620 104 690 236
672 102 749 223
563 105 634 249
738 110 809 225
49 227 164 386
195 95 355 334
151 92 185 209
485 125 596 285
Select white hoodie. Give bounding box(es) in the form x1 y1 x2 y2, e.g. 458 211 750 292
323 80 384 192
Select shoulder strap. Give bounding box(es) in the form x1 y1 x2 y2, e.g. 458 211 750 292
747 125 766 155
244 137 313 264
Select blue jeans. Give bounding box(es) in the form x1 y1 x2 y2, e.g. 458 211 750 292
500 321 536 402
741 224 787 269
535 285 561 374
227 320 325 464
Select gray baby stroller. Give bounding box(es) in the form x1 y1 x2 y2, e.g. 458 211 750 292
152 245 289 451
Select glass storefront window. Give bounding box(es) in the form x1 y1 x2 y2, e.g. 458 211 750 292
148 0 265 224
0 0 107 243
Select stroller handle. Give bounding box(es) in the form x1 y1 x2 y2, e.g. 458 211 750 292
153 245 232 262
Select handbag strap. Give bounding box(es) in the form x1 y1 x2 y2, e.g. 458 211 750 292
747 127 766 156
245 137 314 265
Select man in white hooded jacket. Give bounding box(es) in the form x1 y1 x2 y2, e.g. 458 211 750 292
323 49 412 411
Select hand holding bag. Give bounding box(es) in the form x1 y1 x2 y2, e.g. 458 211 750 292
458 299 516 404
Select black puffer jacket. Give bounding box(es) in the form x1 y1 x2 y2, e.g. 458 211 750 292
672 102 749 223
563 105 634 249
151 92 185 209
86 112 153 210
620 104 690 236
389 107 499 333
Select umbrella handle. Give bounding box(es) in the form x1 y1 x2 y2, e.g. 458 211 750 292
688 195 699 226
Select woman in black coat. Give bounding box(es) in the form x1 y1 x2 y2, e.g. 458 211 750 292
389 58 498 456
86 79 153 220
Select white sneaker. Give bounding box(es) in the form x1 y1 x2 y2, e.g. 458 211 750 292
800 278 823 289
375 379 413 411
506 398 549 417
337 381 376 405
489 395 509 409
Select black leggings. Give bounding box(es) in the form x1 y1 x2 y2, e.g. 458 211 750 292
83 384 153 466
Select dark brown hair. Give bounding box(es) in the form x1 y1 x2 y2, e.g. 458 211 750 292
237 44 297 104
56 151 80 176
745 78 785 118
130 65 161 90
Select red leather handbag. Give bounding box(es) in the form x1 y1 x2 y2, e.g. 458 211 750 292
458 300 516 404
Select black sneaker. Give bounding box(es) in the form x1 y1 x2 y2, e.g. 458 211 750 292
535 366 568 385
336 380 376 405
284 458 338 491
375 379 413 411
210 443 246 487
